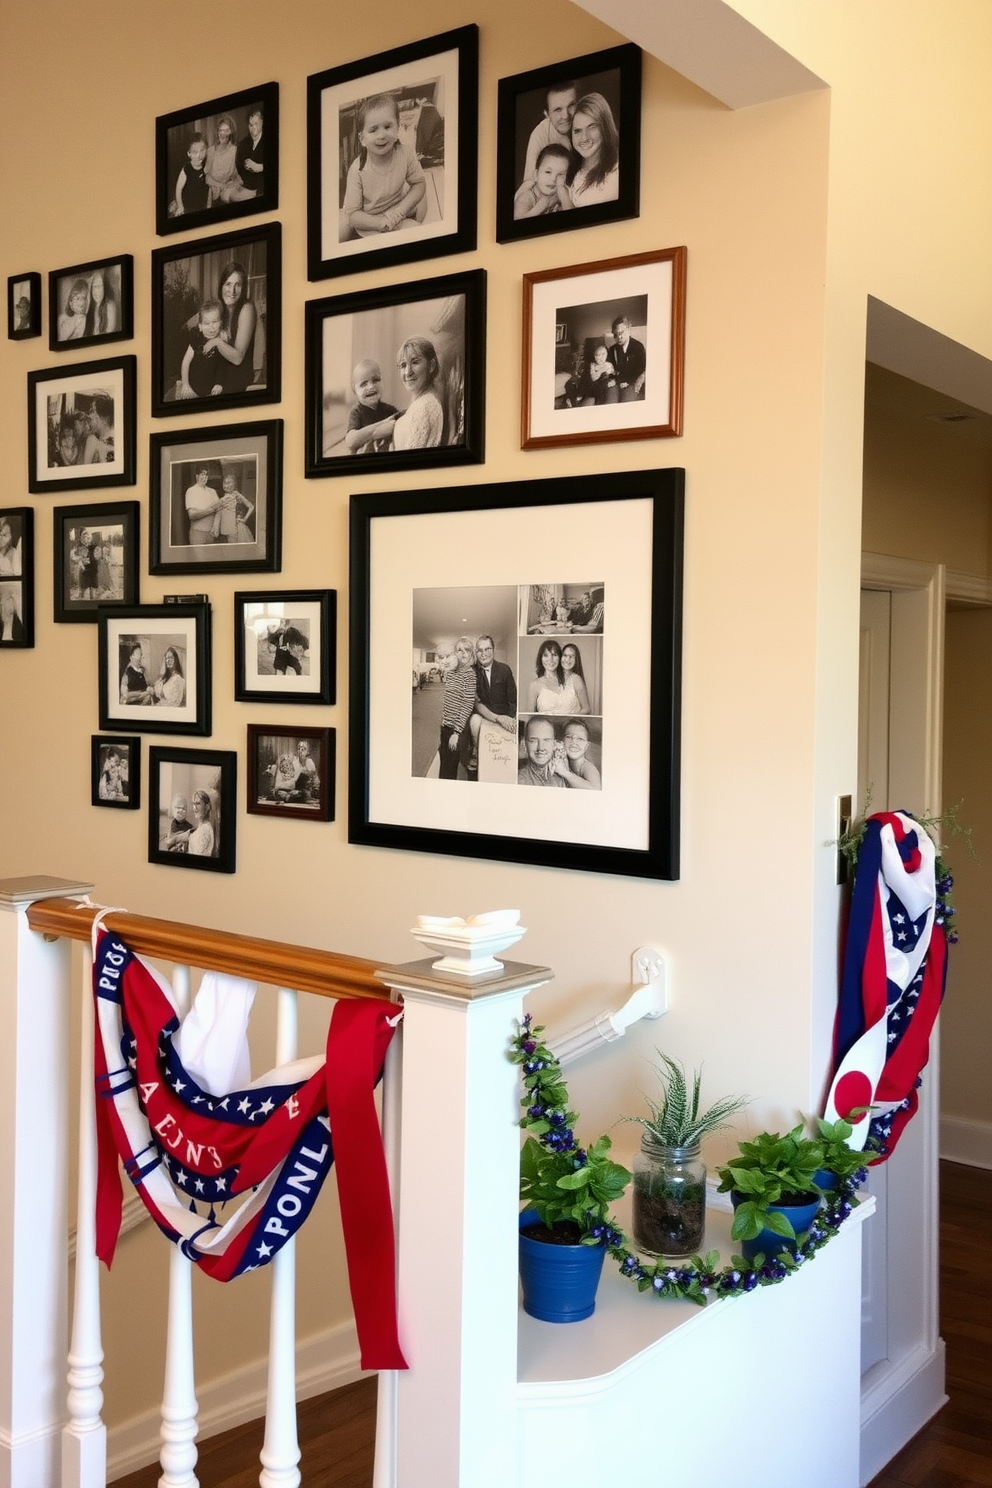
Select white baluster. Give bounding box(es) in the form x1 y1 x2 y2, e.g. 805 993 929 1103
62 938 107 1488
259 987 301 1488
159 965 199 1488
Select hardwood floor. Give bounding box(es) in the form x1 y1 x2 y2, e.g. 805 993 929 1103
114 1161 991 1486
868 1160 992 1488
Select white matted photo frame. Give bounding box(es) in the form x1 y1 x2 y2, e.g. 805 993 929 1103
156 82 278 235
98 603 211 735
350 469 684 880
307 25 478 281
8 272 41 340
234 589 336 706
53 500 139 622
148 747 236 872
91 735 140 810
304 270 485 478
522 247 686 450
27 355 137 492
149 420 282 574
247 725 335 821
0 507 34 648
48 255 134 352
495 43 641 244
151 223 281 417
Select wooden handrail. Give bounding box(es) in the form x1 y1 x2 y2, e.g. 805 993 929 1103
26 898 391 1003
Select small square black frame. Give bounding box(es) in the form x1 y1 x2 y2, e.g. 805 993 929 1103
234 589 336 706
27 355 137 494
98 602 211 736
54 500 140 623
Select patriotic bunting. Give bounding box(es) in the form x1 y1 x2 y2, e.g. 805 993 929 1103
825 810 948 1159
92 929 407 1369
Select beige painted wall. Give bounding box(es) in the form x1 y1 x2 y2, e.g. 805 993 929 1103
942 608 992 1126
3 0 992 1440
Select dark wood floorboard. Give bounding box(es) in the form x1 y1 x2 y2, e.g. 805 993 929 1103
113 1161 990 1486
867 1161 992 1488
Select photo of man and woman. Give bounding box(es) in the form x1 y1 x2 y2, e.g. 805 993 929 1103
411 580 604 789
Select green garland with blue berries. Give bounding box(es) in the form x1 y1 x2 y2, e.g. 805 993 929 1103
511 1016 864 1306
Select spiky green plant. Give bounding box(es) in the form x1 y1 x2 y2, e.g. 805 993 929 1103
624 1053 748 1148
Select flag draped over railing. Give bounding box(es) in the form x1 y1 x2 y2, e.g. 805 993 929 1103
92 928 407 1370
824 810 948 1159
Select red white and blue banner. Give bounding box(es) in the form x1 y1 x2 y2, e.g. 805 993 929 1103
92 929 407 1369
824 810 948 1158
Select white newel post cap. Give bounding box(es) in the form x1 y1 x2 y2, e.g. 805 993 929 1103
408 908 527 979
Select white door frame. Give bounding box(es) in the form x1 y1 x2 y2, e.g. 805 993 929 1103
858 552 946 1485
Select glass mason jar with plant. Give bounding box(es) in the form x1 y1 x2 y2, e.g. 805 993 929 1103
624 1053 748 1258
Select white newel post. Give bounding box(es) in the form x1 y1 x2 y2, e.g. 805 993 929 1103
0 876 93 1488
375 922 551 1488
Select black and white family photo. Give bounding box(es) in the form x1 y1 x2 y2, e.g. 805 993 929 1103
55 501 138 621
92 737 138 809
156 84 277 234
553 296 647 410
234 590 334 705
496 44 640 242
119 633 188 711
29 356 136 492
0 583 26 645
152 225 280 414
411 581 604 787
171 459 257 547
306 271 484 476
99 605 210 736
247 726 334 820
64 521 126 602
8 272 40 338
149 749 236 872
0 513 23 578
150 421 281 574
308 27 476 278
255 615 311 678
50 257 132 350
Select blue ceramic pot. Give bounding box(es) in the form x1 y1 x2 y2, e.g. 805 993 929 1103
518 1210 606 1323
731 1191 822 1262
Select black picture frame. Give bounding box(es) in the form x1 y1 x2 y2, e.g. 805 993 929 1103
151 223 281 417
48 255 134 351
234 589 336 706
522 246 687 449
495 44 641 244
305 269 485 479
98 603 211 736
27 355 137 493
156 82 278 236
8 273 41 340
350 469 683 880
307 25 478 281
0 507 34 649
148 747 237 872
247 725 335 821
91 735 141 810
53 500 140 623
149 420 282 574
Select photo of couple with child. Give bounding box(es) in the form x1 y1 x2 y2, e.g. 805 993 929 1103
318 288 470 462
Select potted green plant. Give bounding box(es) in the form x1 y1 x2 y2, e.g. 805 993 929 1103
813 1115 878 1192
716 1124 824 1260
511 1016 630 1322
622 1053 748 1257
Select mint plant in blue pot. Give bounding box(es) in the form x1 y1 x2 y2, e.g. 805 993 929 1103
512 1017 630 1323
716 1125 824 1262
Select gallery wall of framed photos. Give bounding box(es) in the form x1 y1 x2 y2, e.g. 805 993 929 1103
0 0 894 1444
